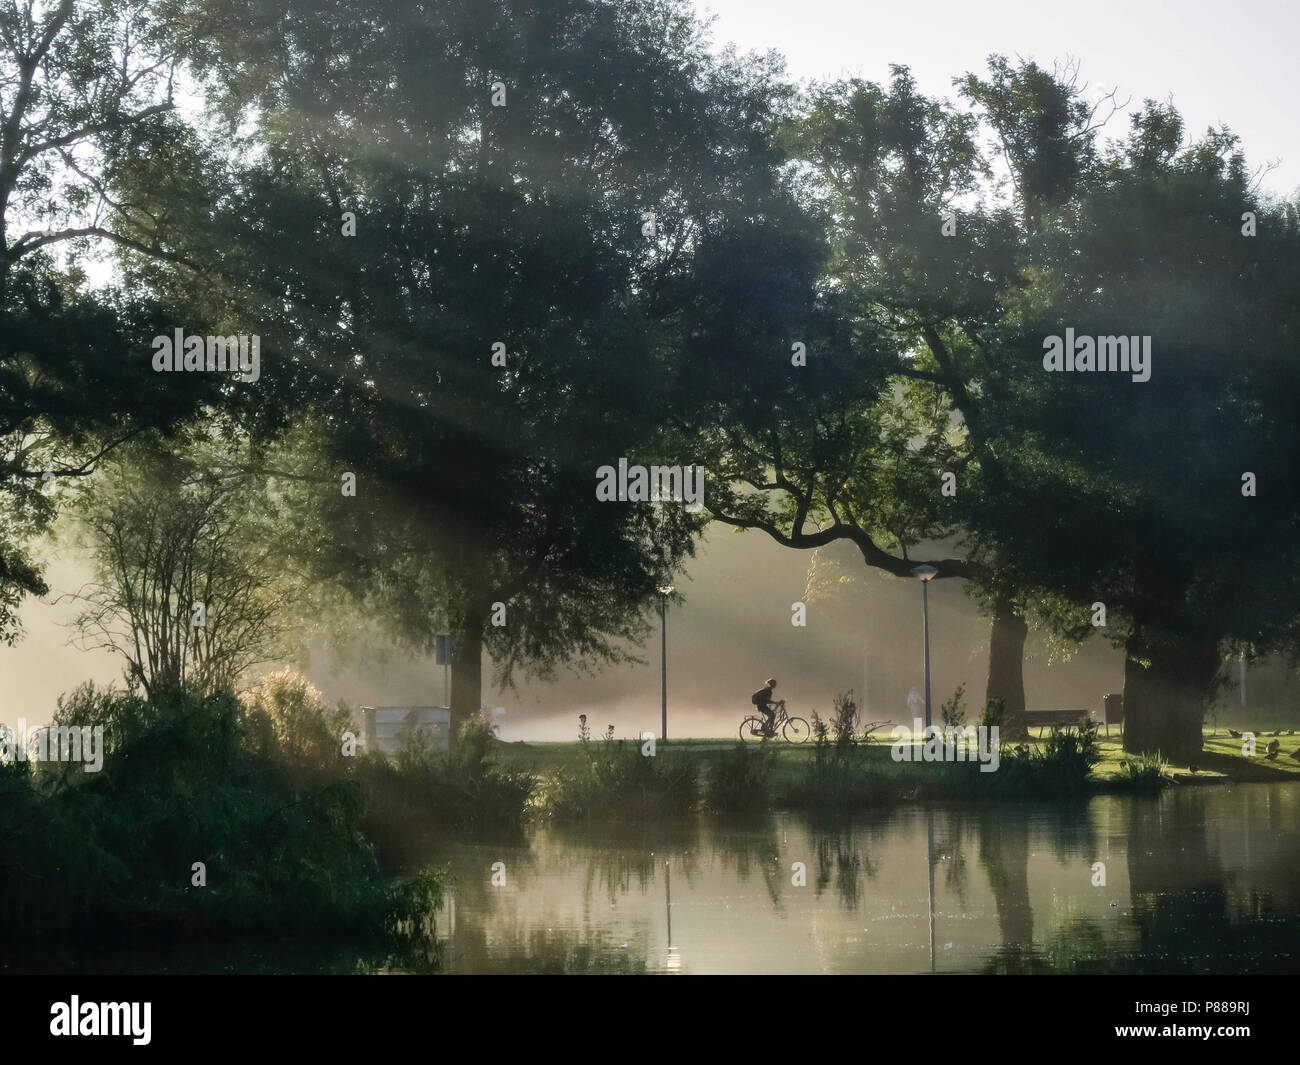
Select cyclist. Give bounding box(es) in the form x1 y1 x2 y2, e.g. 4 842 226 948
752 677 780 737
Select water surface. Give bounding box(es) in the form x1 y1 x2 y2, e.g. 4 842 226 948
428 784 1300 974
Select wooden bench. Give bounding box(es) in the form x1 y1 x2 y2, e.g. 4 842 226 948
1023 709 1091 736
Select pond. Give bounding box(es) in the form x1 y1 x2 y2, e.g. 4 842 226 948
6 783 1296 974
423 784 1300 974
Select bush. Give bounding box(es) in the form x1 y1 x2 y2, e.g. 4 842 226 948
240 669 353 786
988 720 1103 795
979 698 1005 730
356 714 536 846
940 684 967 728
545 716 698 820
3 685 444 952
783 697 894 811
705 742 773 812
1112 753 1170 791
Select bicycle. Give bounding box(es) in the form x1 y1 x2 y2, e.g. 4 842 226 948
739 699 810 743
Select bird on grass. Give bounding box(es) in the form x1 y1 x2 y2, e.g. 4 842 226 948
1290 749 1300 762
1266 739 1280 759
1188 763 1199 774
1228 728 1242 738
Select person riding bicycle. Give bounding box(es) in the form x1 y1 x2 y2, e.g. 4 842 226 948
752 678 780 737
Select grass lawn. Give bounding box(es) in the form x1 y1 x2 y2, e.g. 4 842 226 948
495 729 1300 788
1095 732 1300 783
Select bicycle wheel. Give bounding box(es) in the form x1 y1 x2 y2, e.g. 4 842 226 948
740 716 769 742
783 716 811 743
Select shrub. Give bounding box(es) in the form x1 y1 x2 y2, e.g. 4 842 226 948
987 720 1103 795
4 685 445 953
1113 753 1170 791
240 669 353 779
546 716 698 820
783 700 893 810
357 713 536 846
978 697 1005 730
940 684 968 728
705 742 773 812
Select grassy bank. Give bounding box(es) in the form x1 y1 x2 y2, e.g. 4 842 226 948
494 722 1300 813
9 672 1295 957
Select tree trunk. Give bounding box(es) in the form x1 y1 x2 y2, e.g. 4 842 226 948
449 613 485 741
986 603 1028 739
979 809 1033 955
1122 627 1220 762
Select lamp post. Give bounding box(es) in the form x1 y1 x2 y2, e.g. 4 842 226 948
657 584 675 741
926 807 937 973
912 565 938 729
665 858 681 972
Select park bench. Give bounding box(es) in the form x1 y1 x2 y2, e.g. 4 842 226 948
1023 709 1091 737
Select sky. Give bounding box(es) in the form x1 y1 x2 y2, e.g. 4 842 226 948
700 0 1300 197
3 0 1295 740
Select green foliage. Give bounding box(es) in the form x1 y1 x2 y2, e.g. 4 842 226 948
241 669 353 787
546 716 698 820
993 721 1103 795
4 685 444 951
979 698 1005 730
356 714 536 846
174 0 784 712
704 742 774 812
786 696 893 810
1113 754 1170 791
940 684 968 728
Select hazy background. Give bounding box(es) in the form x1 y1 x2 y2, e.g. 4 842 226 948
12 523 1129 740
5 0 1296 739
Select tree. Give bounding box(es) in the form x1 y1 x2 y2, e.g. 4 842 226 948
168 0 793 729
957 98 1300 759
701 57 1300 761
690 67 1044 733
65 439 289 701
0 0 218 641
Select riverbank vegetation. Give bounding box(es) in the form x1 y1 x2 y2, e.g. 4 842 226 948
0 676 446 967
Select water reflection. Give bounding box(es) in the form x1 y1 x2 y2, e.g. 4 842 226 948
429 785 1300 974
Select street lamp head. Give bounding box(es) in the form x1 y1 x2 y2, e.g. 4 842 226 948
911 565 938 582
657 584 675 596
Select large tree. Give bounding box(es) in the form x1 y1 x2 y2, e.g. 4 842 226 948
699 57 1300 760
0 0 218 640
690 67 1042 733
167 0 796 728
960 98 1300 760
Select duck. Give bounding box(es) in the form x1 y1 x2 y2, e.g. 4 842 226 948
1265 739 1280 759
1290 749 1300 762
1228 728 1241 738
1188 763 1199 774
